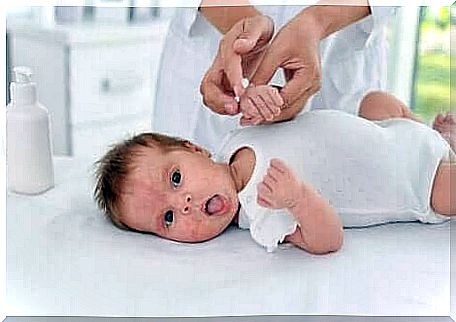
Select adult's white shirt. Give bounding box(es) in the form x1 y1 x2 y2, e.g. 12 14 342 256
153 3 397 153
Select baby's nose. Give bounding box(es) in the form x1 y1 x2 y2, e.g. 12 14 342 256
181 194 192 215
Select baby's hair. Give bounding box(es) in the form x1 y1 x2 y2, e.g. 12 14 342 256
93 132 189 229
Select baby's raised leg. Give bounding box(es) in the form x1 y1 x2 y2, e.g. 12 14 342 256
358 91 422 122
431 155 455 216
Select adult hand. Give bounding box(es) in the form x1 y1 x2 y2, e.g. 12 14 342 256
248 11 323 123
200 14 274 115
247 4 370 124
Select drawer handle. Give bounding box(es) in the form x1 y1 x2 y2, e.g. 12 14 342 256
100 75 142 94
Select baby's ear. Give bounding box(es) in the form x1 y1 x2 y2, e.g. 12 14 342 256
183 141 212 158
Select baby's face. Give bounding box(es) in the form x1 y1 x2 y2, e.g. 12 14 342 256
120 145 239 242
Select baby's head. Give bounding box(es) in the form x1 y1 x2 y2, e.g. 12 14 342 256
94 132 239 243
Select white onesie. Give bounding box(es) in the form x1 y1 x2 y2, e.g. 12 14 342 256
215 110 451 252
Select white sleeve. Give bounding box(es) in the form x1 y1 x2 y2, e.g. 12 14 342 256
178 1 204 36
249 208 299 253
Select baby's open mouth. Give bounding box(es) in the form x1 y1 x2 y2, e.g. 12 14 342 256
204 194 227 216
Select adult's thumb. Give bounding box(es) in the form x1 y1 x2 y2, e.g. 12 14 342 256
280 67 320 111
233 38 257 55
250 45 283 86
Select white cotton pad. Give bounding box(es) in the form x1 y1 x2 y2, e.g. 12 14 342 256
241 77 250 88
235 78 250 103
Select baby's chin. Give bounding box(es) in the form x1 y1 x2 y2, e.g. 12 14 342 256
166 230 225 244
167 217 237 243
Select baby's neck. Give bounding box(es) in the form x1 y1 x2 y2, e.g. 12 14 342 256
228 147 256 193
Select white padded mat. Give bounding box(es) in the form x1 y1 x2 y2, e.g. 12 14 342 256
6 157 451 317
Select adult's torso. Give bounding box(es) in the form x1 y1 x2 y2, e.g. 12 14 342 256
154 6 390 153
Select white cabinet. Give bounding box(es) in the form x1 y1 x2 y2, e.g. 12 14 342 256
8 22 168 159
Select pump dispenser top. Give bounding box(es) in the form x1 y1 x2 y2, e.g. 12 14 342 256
14 66 33 82
11 66 37 105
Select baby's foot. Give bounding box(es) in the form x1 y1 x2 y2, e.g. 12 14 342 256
432 112 455 152
239 85 284 126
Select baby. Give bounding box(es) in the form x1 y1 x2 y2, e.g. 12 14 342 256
94 89 455 254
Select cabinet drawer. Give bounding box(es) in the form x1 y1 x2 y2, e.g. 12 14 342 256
69 41 163 125
72 114 152 159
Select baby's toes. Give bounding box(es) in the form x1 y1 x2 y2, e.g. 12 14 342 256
432 113 445 129
252 97 273 121
267 87 284 115
259 92 279 117
444 112 456 125
240 98 256 118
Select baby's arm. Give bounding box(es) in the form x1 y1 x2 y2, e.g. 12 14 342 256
257 159 343 254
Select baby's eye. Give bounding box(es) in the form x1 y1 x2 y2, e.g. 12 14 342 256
164 210 174 227
171 169 182 188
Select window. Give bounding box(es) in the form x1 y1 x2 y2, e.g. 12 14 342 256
412 6 451 123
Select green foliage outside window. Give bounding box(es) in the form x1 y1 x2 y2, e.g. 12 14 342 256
413 6 451 123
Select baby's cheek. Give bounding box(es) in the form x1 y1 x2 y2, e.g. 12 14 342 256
122 210 148 232
185 218 202 237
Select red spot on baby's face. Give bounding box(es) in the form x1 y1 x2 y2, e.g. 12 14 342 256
120 145 239 242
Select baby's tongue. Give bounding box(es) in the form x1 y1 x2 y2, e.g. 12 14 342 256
207 195 224 215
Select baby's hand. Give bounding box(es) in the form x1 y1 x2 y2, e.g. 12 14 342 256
256 159 303 209
239 85 284 126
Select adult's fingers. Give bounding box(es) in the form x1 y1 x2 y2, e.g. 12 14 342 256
200 65 238 115
233 15 273 55
280 62 321 110
221 39 244 98
224 15 274 97
280 85 316 119
250 42 284 86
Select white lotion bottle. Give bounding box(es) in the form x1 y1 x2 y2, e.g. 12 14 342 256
6 66 55 194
